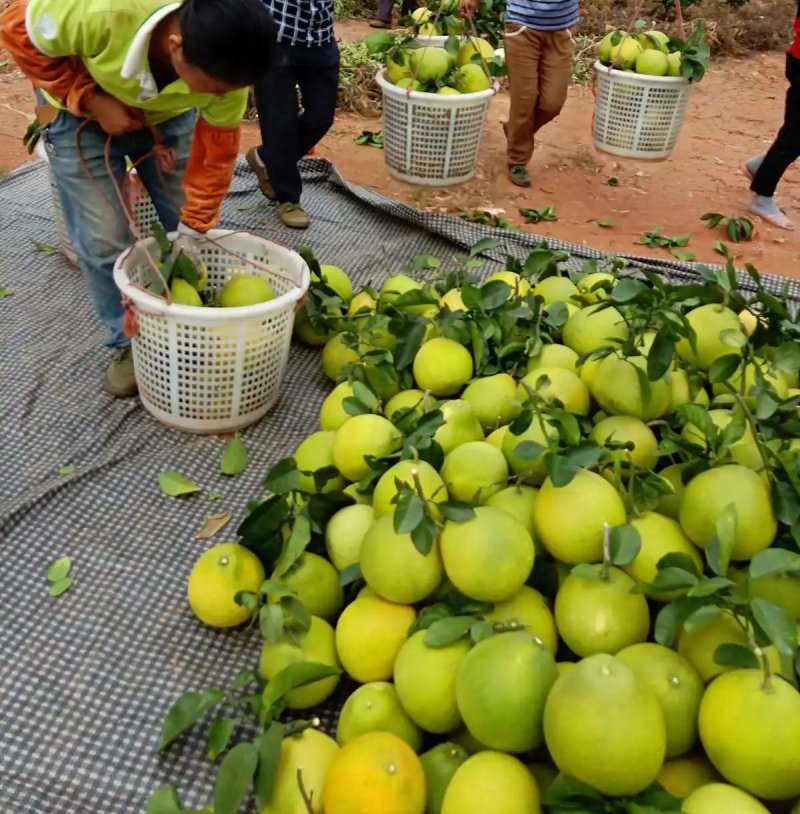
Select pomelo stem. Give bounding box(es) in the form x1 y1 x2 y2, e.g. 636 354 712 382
600 522 611 582
412 469 441 528
296 768 315 814
730 393 773 477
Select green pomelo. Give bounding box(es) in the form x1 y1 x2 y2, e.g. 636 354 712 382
461 373 520 429
325 504 375 572
373 459 446 518
440 441 508 504
336 681 422 751
419 743 469 814
295 431 346 493
675 304 744 371
484 485 538 540
562 304 629 355
434 400 485 455
526 343 579 375
590 354 670 420
219 274 275 307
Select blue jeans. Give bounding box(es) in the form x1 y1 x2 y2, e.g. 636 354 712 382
42 108 195 348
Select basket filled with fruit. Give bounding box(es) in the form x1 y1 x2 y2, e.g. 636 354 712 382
593 21 710 160
113 227 309 434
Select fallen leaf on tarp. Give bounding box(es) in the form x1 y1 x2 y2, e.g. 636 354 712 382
196 512 232 540
158 470 201 497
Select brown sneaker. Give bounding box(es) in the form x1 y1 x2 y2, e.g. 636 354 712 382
509 165 531 188
246 146 276 200
279 202 310 229
104 347 138 398
369 18 392 28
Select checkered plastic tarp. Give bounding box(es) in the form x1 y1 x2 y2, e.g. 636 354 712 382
0 156 798 814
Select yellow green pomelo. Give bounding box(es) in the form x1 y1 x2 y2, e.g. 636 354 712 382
639 29 670 52
373 459 446 518
611 37 644 69
342 482 372 505
321 332 358 381
729 568 800 620
348 290 376 315
171 277 203 306
411 6 430 22
335 596 415 683
440 441 508 504
325 504 375 572
454 63 491 93
679 465 777 561
259 728 339 814
319 381 356 432
598 30 621 63
408 46 452 82
527 343 579 375
435 400 484 454
680 408 761 469
577 271 616 302
617 643 704 757
456 37 495 67
485 270 531 296
579 355 603 388
534 469 627 563
337 681 422 751
667 51 683 76
461 373 520 429
395 77 423 91
555 566 650 657
501 416 556 484
517 366 591 415
273 553 343 620
486 425 509 450
295 431 346 493
682 783 771 814
636 49 669 75
379 273 422 307
543 653 667 796
438 86 461 95
656 462 687 519
315 264 352 303
413 337 474 396
332 414 403 481
360 513 444 604
534 275 579 305
259 616 340 709
419 743 469 814
449 727 490 755
441 507 535 602
591 415 659 471
386 53 412 85
441 288 466 311
668 369 710 412
711 358 789 404
563 304 629 355
699 669 800 800
456 632 559 753
656 754 720 799
384 389 435 425
485 585 558 653
675 304 744 371
442 751 541 814
293 303 333 345
219 274 275 307
485 485 539 540
394 630 472 734
591 354 670 420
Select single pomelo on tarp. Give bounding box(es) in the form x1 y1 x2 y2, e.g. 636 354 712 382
502 414 557 484
319 381 356 431
485 485 539 540
315 264 352 303
675 304 744 371
219 273 275 307
455 63 492 93
699 668 800 800
332 414 403 482
323 732 426 814
171 277 203 306
435 400 485 454
394 630 472 734
657 754 720 799
591 354 670 420
534 275 579 305
441 751 541 814
591 414 659 472
440 441 508 504
534 469 627 563
682 783 771 814
335 596 415 683
544 653 667 796
517 366 591 415
484 585 558 653
461 373 520 429
325 503 374 572
373 459 446 518
414 337 474 396
259 616 340 709
380 273 423 307
441 506 535 602
456 631 559 753
337 681 422 751
272 552 343 620
562 303 629 355
295 430 346 493
420 743 469 814
527 342 580 375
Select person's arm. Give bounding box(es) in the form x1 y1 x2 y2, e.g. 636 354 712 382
459 0 481 18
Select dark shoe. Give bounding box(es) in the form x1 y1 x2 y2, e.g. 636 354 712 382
509 165 531 188
279 202 310 229
104 347 138 398
369 19 392 28
246 147 276 200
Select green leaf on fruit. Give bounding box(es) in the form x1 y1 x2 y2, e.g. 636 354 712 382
571 563 599 579
609 524 642 566
261 662 341 711
749 548 800 579
254 722 285 808
423 616 476 648
751 597 798 657
214 741 259 814
713 643 760 670
338 563 362 587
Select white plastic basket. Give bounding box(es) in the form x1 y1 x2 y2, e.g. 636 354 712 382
36 141 159 265
593 62 692 160
113 230 310 434
376 68 494 186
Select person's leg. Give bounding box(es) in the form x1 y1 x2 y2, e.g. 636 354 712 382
294 44 340 160
371 0 395 27
503 25 543 186
534 30 574 135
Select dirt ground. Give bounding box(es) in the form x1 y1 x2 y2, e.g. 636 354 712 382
1 21 798 277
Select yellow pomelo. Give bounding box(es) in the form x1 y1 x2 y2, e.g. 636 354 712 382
435 400 484 454
555 566 650 657
259 728 338 814
337 682 422 751
527 343 579 375
486 425 509 449
379 273 422 306
485 485 539 539
502 415 557 483
348 289 376 315
319 381 356 432
360 512 444 604
321 332 358 381
188 543 265 628
461 373 520 429
485 270 531 296
259 616 340 709
656 462 687 520
272 552 343 620
534 469 627 563
577 271 616 303
441 507 535 602
394 630 472 734
699 669 800 800
373 459 445 518
682 783 771 814
456 631 559 753
413 338 474 396
617 643 704 757
610 36 643 69
295 431 346 493
638 29 670 52
220 274 275 307
386 53 412 85
656 755 720 799
590 354 670 420
591 415 659 472
625 512 703 599
712 358 789 404
456 36 495 68
543 653 667 796
171 277 203 306
675 304 744 371
562 304 629 355
325 504 374 572
322 732 426 814
419 743 469 814
316 264 352 303
442 752 541 814
534 275 579 305
668 369 710 412
679 465 777 561
579 355 604 388
739 309 759 337
485 585 558 652
441 288 466 311
343 482 372 506
384 389 436 425
518 366 591 416
332 414 403 482
335 596 415 683
557 661 576 675
440 441 508 504
680 409 761 469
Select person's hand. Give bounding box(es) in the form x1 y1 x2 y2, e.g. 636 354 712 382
458 0 480 18
85 94 144 136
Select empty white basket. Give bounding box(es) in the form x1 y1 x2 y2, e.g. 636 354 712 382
593 62 692 160
376 68 494 186
113 230 310 434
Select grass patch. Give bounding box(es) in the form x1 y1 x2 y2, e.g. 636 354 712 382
334 0 376 20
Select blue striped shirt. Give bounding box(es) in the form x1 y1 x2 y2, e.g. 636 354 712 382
506 0 579 32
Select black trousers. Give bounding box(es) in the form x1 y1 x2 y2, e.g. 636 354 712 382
377 0 416 22
253 42 340 204
751 53 800 198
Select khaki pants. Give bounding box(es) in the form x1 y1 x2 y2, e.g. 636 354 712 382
504 25 574 167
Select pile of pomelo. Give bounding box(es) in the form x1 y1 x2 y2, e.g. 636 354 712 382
598 29 684 77
160 268 275 309
183 253 800 814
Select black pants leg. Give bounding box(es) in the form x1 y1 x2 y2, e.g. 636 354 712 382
252 43 340 204
751 54 800 198
377 0 416 22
